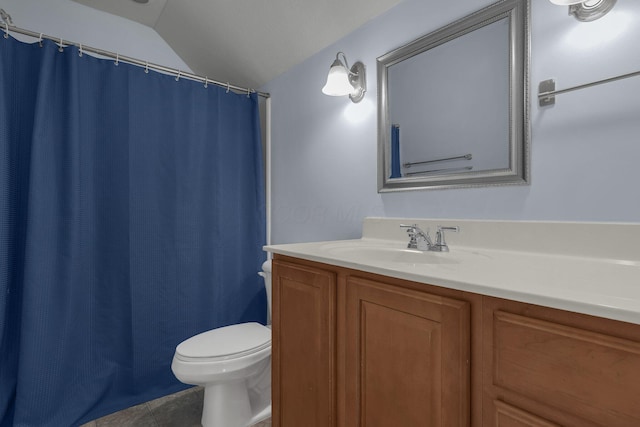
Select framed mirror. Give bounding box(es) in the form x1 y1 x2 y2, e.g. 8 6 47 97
377 0 530 192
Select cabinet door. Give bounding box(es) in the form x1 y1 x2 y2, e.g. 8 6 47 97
344 276 470 427
272 259 336 427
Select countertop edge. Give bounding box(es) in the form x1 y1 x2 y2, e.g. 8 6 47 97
265 245 640 326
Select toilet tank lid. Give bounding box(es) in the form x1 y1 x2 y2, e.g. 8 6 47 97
176 322 271 359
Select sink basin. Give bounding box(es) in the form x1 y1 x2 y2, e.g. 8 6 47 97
320 243 458 265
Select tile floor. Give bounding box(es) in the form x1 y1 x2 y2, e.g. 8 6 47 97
80 387 271 427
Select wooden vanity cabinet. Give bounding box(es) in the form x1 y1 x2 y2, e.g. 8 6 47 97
272 255 475 427
272 255 640 427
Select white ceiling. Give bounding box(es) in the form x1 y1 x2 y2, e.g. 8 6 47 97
72 0 403 89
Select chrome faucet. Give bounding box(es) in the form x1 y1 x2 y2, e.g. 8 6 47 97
400 224 459 252
400 224 432 250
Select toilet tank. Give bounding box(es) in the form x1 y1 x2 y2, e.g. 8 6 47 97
258 260 272 325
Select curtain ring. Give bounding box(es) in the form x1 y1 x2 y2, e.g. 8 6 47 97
114 53 119 66
38 33 43 47
78 43 83 57
144 61 149 74
3 23 8 39
58 37 64 52
175 71 181 82
247 87 251 98
226 83 230 93
204 77 208 88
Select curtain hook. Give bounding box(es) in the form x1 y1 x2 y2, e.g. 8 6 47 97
144 61 149 74
175 71 181 82
3 23 8 39
204 77 208 88
247 87 251 98
38 33 43 47
226 82 230 93
58 37 64 52
78 43 83 57
114 53 119 66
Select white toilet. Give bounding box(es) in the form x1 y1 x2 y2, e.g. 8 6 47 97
171 260 273 427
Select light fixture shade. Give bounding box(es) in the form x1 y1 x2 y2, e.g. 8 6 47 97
322 60 354 96
322 53 367 103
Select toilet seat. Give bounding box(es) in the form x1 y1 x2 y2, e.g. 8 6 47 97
175 322 271 362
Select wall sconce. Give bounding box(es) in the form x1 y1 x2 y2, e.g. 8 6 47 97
549 0 616 22
321 52 366 103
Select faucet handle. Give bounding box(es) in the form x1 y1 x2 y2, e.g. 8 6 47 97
400 223 422 237
400 224 434 250
434 226 459 252
399 223 417 229
400 224 418 248
437 225 459 233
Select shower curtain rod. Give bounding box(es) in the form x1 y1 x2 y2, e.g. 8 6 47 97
1 23 270 99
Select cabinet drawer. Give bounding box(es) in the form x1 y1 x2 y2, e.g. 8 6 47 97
491 310 640 426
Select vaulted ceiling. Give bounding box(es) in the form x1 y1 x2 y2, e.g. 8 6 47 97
72 0 403 89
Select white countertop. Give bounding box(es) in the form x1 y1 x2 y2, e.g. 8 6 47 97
265 217 640 325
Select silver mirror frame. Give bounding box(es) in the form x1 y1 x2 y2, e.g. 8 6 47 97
377 0 530 192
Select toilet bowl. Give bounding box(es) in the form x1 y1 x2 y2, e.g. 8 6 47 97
171 260 272 427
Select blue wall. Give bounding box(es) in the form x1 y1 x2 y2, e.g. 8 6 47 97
262 0 640 244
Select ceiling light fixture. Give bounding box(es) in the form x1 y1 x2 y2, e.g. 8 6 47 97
549 0 616 22
321 52 366 103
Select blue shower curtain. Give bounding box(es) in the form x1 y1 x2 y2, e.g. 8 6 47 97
0 36 266 426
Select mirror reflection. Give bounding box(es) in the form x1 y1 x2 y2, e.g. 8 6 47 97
378 0 530 192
